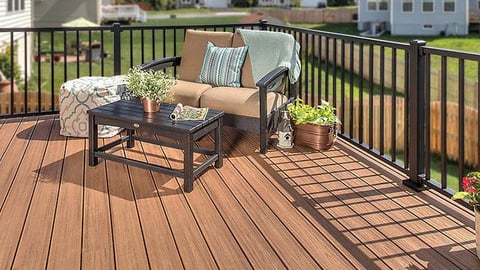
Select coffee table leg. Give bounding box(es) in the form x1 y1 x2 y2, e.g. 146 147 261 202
183 135 194 192
88 114 98 166
215 118 223 168
127 129 135 148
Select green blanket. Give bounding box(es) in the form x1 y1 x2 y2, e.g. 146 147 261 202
237 29 301 88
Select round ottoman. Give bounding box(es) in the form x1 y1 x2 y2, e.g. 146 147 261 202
59 76 125 137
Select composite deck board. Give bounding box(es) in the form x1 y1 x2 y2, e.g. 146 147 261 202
122 135 184 270
12 118 66 270
82 137 115 270
218 130 374 269
216 131 355 268
47 137 85 269
0 117 51 270
153 134 254 269
0 116 479 270
141 135 218 270
103 136 151 270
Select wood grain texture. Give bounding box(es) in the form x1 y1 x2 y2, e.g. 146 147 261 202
0 116 479 270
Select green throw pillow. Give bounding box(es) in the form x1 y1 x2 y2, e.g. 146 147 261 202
197 41 248 87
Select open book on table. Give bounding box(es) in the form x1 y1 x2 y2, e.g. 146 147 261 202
169 103 209 121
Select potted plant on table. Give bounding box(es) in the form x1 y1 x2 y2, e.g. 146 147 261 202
126 66 176 113
452 172 480 259
287 98 340 151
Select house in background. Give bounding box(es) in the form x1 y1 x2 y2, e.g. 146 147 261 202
357 0 470 36
176 0 230 9
300 0 326 8
0 0 33 78
33 0 102 27
257 0 291 8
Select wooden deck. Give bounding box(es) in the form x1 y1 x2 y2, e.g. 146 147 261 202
0 115 479 270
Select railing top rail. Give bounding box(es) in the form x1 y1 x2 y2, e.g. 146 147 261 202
423 46 480 61
265 23 410 50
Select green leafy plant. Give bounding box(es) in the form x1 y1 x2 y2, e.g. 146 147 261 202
452 171 480 209
287 98 340 126
0 43 21 81
126 66 176 103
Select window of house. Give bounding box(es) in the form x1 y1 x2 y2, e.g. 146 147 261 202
367 0 377 11
444 0 455 12
423 24 433 29
423 0 434 12
402 0 413 12
7 0 25 12
378 0 388 11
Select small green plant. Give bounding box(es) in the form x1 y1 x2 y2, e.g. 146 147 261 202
126 66 176 103
0 43 21 81
287 98 340 125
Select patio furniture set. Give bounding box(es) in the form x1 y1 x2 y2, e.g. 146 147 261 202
59 29 301 192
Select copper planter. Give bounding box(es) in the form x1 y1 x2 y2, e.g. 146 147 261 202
141 98 160 113
294 123 337 151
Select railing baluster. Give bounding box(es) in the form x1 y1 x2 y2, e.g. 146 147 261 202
340 39 345 133
368 44 374 149
324 37 329 102
458 59 465 190
379 46 385 155
425 54 431 181
349 40 354 139
391 48 397 162
358 43 364 143
441 55 447 189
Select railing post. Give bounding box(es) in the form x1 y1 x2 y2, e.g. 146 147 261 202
403 40 427 191
112 23 122 75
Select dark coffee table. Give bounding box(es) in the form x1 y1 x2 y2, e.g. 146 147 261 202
87 99 223 192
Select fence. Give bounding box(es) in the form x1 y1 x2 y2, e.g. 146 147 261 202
0 91 57 115
0 21 478 199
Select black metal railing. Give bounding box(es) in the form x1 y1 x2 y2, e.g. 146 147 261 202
0 21 478 201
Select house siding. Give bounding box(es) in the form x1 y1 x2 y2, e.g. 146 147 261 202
0 0 33 78
358 0 469 36
34 0 101 27
357 0 390 31
391 0 468 35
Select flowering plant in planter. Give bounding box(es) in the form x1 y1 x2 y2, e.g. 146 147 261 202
287 98 340 126
451 171 480 208
286 98 340 151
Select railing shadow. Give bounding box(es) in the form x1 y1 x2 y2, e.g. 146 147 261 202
223 129 479 269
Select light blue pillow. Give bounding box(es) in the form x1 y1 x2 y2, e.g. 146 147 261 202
197 41 248 87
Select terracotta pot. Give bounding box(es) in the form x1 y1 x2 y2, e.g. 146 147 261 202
0 80 18 93
141 97 160 113
294 123 337 151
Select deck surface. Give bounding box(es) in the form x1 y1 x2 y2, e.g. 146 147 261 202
0 116 478 270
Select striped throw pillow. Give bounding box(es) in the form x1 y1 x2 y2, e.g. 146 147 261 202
197 41 248 87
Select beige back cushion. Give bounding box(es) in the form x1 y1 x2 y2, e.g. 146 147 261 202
178 30 234 82
232 33 256 89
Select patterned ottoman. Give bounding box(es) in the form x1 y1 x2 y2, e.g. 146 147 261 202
59 76 125 137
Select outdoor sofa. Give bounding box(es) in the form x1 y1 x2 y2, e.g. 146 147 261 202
140 29 301 153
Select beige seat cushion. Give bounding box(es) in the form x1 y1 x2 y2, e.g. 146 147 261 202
179 30 234 82
232 33 256 89
171 80 213 107
200 87 288 118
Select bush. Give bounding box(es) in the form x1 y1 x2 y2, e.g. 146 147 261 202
0 44 21 81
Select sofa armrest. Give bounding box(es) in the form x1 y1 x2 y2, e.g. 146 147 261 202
256 66 289 153
139 56 182 71
256 66 289 91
